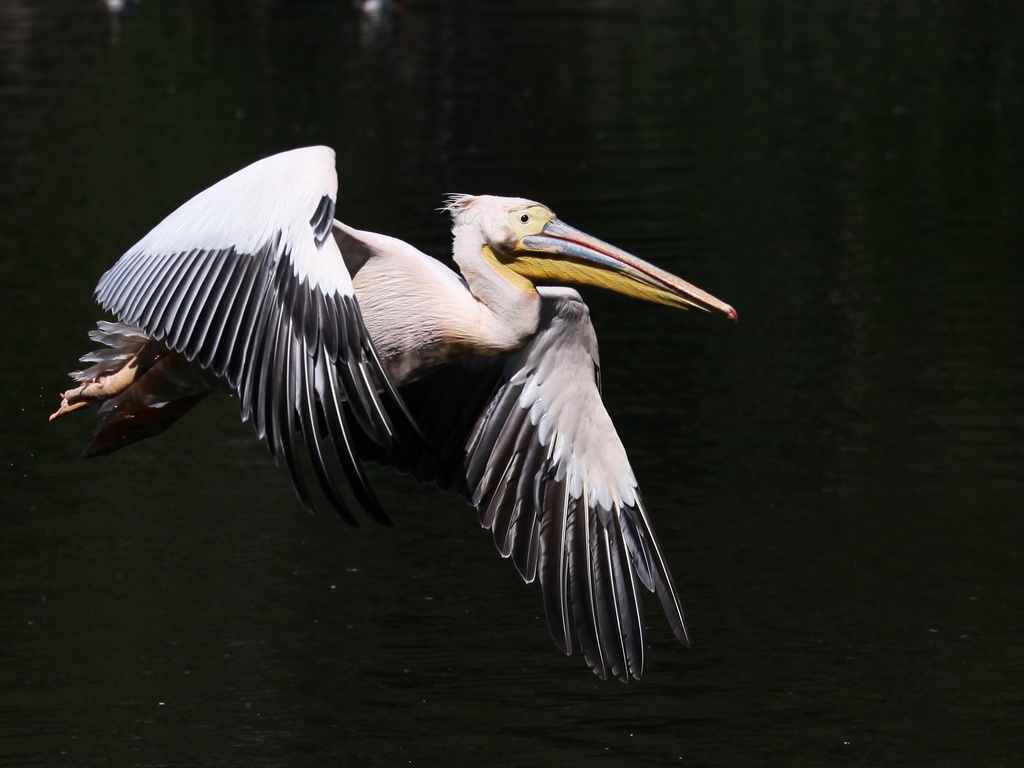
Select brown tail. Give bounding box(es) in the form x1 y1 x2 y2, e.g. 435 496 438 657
84 390 207 456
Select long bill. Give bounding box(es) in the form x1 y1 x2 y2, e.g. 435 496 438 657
512 218 737 321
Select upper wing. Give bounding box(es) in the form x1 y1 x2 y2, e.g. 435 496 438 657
365 287 689 681
94 146 409 524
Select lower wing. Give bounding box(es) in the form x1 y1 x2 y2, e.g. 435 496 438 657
358 287 689 681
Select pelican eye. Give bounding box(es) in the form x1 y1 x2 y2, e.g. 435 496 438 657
510 205 554 239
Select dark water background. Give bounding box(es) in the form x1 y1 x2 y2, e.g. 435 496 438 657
2 1 1022 765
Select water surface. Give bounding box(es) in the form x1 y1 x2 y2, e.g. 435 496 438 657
2 1 1022 766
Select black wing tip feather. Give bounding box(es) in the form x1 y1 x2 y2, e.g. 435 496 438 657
626 496 691 651
223 249 400 529
552 493 699 683
310 193 335 247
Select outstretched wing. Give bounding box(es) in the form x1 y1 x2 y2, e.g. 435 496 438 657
365 287 688 681
94 146 409 524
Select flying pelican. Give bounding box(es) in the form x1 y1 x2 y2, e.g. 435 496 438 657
50 146 736 681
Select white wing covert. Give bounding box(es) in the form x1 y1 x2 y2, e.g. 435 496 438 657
93 146 406 524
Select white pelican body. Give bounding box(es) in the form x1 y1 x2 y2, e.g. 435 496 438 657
52 147 736 681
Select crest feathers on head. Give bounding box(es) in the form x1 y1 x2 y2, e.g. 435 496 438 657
440 194 477 220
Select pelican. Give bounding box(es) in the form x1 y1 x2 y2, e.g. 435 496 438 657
51 146 736 681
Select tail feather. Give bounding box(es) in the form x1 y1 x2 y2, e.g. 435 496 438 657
84 390 207 457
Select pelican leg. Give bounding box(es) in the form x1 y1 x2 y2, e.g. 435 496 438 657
50 350 152 421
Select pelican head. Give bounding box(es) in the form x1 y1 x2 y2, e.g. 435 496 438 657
445 194 737 321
